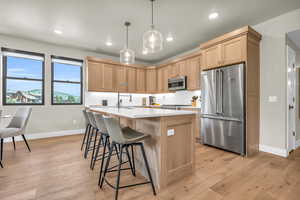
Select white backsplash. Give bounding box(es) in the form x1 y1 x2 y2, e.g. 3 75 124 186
85 90 201 107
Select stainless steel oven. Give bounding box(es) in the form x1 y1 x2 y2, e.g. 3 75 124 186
168 76 187 91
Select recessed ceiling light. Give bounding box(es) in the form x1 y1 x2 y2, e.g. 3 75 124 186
166 34 174 42
142 49 148 55
54 29 62 35
106 41 113 46
209 12 219 20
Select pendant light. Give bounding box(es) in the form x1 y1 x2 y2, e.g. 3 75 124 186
120 22 135 65
143 0 163 53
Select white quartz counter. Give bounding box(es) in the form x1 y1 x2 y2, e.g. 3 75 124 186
88 107 197 119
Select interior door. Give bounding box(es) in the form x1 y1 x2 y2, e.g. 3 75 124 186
221 64 244 120
287 45 296 152
201 69 217 115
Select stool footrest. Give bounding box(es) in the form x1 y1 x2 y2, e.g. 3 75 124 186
104 178 151 190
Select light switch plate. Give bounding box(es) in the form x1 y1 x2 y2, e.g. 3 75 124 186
167 129 175 136
268 96 278 102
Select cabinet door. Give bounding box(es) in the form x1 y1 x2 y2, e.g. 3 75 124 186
146 69 157 93
168 63 180 78
162 67 169 92
127 67 137 93
202 45 222 70
88 61 102 91
187 56 200 90
136 68 146 93
157 68 163 93
102 63 114 91
178 60 187 77
115 66 128 92
221 35 247 66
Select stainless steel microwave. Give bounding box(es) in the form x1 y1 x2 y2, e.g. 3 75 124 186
168 76 187 91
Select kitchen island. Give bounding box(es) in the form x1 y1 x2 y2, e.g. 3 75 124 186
89 107 197 191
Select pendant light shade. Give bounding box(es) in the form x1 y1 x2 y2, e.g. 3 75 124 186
143 0 163 53
120 22 135 65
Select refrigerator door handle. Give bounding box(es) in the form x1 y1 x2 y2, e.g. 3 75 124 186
201 114 242 123
215 69 219 114
220 69 224 114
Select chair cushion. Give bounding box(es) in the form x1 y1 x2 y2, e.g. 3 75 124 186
0 128 22 138
122 127 150 144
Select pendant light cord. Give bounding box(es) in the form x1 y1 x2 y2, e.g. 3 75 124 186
151 0 155 29
126 25 128 48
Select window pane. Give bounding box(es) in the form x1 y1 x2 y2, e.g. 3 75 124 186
53 62 81 82
6 79 43 104
7 56 43 79
53 82 81 104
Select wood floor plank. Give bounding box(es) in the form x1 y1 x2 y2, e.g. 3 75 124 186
0 135 300 200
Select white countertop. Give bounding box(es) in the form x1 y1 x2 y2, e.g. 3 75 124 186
89 107 197 119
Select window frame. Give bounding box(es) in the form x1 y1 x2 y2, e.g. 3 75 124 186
2 47 45 106
51 55 83 105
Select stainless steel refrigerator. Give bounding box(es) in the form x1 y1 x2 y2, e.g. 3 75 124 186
200 63 245 155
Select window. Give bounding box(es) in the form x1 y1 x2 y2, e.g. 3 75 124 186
51 56 83 105
2 48 45 105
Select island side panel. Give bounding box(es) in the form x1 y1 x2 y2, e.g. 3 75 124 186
133 117 162 189
160 114 196 189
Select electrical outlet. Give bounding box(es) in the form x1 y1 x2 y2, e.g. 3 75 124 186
167 129 175 136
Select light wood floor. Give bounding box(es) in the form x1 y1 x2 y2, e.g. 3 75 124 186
0 135 300 200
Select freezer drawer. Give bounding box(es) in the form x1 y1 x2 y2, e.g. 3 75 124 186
201 117 245 155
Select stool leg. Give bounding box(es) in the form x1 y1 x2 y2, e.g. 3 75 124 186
81 124 90 151
115 144 123 200
92 133 103 170
140 143 156 196
12 137 16 150
90 130 99 169
131 145 135 175
125 145 135 176
84 127 94 158
1 138 4 161
98 136 109 185
22 135 31 152
100 142 115 188
0 161 3 168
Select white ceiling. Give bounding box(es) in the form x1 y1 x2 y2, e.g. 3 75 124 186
288 30 300 49
0 0 300 63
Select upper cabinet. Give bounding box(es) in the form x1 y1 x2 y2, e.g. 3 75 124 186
136 68 146 93
127 67 137 93
146 68 157 93
87 61 103 91
102 63 115 91
186 56 201 90
200 26 259 70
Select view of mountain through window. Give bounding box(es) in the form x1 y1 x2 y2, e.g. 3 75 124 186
52 58 82 104
4 53 44 105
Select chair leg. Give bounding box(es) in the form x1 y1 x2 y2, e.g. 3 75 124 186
12 137 16 150
114 144 123 200
1 138 3 161
131 145 135 175
98 136 109 185
0 161 3 168
84 127 94 158
22 135 31 152
100 142 115 188
84 126 92 158
140 143 156 196
81 124 90 151
125 145 135 176
90 131 100 169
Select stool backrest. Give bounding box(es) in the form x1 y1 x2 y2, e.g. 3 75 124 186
93 113 108 134
7 107 32 132
103 117 126 144
82 109 90 126
86 111 97 128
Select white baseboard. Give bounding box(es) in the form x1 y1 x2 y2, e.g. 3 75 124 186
259 144 288 157
3 129 85 143
296 140 300 149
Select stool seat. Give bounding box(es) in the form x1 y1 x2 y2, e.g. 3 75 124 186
122 127 150 144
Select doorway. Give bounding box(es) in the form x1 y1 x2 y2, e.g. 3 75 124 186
286 29 300 154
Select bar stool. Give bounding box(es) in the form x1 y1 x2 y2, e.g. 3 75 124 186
81 109 92 151
0 161 3 168
84 111 101 159
92 113 135 181
100 117 156 200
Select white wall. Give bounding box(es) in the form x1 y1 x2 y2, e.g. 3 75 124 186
253 8 300 154
0 34 148 134
155 90 201 106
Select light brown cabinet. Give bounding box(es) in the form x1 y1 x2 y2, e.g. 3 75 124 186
202 45 222 70
127 67 136 93
115 65 127 92
221 35 247 66
186 56 200 90
157 67 164 93
136 68 146 93
101 63 115 91
146 68 157 93
88 61 103 91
